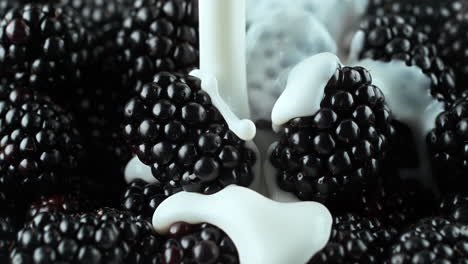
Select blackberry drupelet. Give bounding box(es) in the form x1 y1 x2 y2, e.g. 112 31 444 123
0 216 17 263
366 0 464 39
122 179 169 219
123 72 257 194
163 222 239 264
309 213 397 264
427 96 468 193
270 65 394 206
440 194 468 224
0 4 92 101
116 0 199 92
386 217 468 264
359 15 457 103
438 15 468 88
10 208 163 264
0 85 84 199
358 177 436 228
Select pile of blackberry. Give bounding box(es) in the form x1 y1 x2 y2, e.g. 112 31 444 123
123 72 257 194
359 15 458 102
270 65 394 207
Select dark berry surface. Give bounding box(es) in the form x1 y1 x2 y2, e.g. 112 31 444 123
10 208 163 264
309 213 398 264
116 0 199 92
270 65 394 207
440 194 468 224
386 217 468 264
123 72 256 194
0 85 84 199
122 179 169 219
0 216 17 263
359 15 458 103
163 222 239 264
427 96 468 193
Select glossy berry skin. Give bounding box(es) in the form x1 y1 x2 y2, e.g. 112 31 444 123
9 208 163 264
309 213 397 264
270 66 394 207
0 216 17 263
0 85 84 199
116 0 199 92
0 4 92 101
427 96 468 193
123 72 256 195
121 179 170 219
163 222 239 264
440 194 468 224
359 15 457 103
366 0 464 39
386 217 468 264
438 15 468 89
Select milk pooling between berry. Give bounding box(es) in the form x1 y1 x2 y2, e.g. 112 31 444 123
153 185 333 264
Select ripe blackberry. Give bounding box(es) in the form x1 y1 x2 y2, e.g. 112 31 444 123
427 96 468 193
309 213 397 263
386 217 468 263
123 72 257 194
438 15 468 88
0 4 92 101
359 15 457 103
121 179 170 219
440 194 468 224
359 177 436 228
270 65 394 206
366 0 464 39
116 0 199 91
0 85 84 199
162 222 239 264
10 208 163 264
0 216 17 263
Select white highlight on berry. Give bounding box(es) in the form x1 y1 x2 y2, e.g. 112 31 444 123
153 185 332 264
191 69 256 141
246 9 337 121
272 52 341 128
356 59 444 186
199 0 250 119
124 156 156 184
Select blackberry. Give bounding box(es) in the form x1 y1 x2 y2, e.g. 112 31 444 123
162 222 239 264
359 15 457 103
123 72 257 194
0 85 84 199
10 208 163 264
386 217 468 264
121 179 169 219
359 177 436 228
366 0 464 39
440 194 468 224
427 96 468 193
270 65 394 206
116 0 199 92
309 213 397 263
0 4 92 101
438 15 468 88
0 216 17 263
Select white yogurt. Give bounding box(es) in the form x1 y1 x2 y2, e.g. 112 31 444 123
153 185 332 264
124 156 156 184
246 9 337 121
271 52 341 129
191 69 256 141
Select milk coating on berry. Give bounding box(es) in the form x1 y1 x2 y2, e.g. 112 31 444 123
124 156 156 184
153 185 332 264
246 9 337 121
190 69 256 141
271 52 341 129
